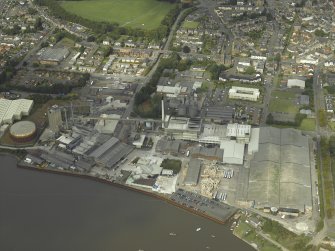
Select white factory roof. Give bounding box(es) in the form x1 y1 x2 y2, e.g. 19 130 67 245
227 123 251 138
248 128 260 155
0 98 33 125
57 134 75 145
157 85 187 97
220 140 245 165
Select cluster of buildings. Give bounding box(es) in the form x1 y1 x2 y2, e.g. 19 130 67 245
173 9 225 57
0 0 50 71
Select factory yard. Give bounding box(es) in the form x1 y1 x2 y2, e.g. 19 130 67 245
60 0 177 30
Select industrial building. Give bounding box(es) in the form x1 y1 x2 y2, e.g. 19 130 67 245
287 78 305 89
204 106 234 124
0 98 33 125
184 159 202 186
47 105 63 132
157 85 187 97
155 139 181 155
247 127 312 214
88 137 133 169
228 86 260 101
164 116 201 141
199 124 227 144
38 48 70 65
94 114 120 134
190 146 223 161
220 140 245 165
9 120 36 142
226 123 251 143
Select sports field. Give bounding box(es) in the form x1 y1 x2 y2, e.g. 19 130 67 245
60 0 177 30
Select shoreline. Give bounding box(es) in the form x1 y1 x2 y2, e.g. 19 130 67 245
16 162 236 226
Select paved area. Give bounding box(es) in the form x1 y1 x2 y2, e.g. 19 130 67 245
171 189 236 222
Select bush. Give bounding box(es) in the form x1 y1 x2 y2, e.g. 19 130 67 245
160 159 182 174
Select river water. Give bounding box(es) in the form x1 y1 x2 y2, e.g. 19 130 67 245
0 155 254 251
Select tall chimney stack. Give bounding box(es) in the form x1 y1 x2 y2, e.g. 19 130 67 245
161 97 165 129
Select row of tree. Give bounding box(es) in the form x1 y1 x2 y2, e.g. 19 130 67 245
266 113 307 127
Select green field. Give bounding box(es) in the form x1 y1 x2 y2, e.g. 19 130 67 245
60 0 177 30
271 90 296 99
269 98 299 114
182 20 199 29
299 118 316 131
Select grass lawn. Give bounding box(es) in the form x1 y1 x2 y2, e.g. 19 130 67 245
299 118 316 131
60 0 177 30
56 37 75 48
329 122 335 131
269 98 299 114
234 219 281 251
182 20 199 29
271 90 296 99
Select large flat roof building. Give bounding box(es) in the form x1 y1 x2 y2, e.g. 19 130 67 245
227 123 251 143
229 86 260 101
220 140 245 165
247 127 312 214
0 98 33 125
184 159 201 186
89 137 133 169
38 48 70 65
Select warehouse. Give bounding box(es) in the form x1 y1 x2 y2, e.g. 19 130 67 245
38 48 70 65
220 140 245 165
247 127 312 214
155 139 181 155
89 137 133 169
0 98 34 125
204 106 234 124
184 159 201 186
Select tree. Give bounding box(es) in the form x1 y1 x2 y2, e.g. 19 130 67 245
318 109 327 127
182 45 190 53
87 35 96 42
34 17 43 31
315 29 328 37
40 41 49 48
245 66 256 75
266 113 274 124
79 45 85 53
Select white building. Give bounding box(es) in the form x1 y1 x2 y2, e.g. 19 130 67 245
157 85 187 98
0 98 34 125
228 86 260 101
220 140 245 165
227 123 251 143
287 79 305 89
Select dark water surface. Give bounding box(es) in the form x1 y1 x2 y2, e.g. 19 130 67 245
0 155 254 251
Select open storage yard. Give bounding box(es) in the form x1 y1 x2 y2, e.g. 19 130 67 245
60 0 177 30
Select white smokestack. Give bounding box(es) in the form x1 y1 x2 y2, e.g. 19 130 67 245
161 98 165 129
